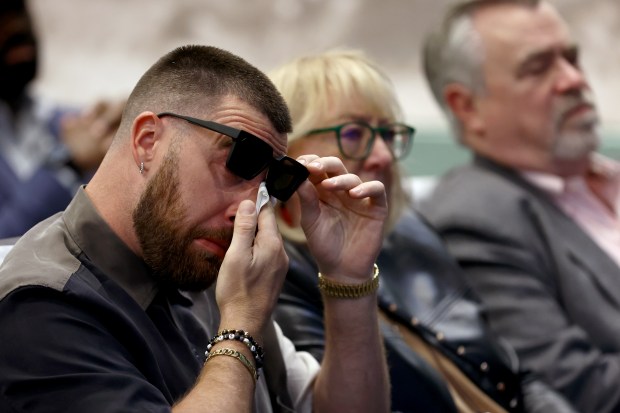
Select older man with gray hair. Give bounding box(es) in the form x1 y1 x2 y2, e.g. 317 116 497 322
420 1 620 412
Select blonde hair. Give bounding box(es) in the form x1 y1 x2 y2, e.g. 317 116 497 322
270 49 410 241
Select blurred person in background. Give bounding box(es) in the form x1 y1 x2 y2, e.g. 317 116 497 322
269 49 575 413
0 0 123 238
420 1 620 412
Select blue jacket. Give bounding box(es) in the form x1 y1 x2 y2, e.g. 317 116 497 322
0 95 79 237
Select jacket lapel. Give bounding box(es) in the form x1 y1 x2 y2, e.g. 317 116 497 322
476 156 620 307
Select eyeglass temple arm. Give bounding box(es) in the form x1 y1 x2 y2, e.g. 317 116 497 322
157 112 242 140
305 126 340 136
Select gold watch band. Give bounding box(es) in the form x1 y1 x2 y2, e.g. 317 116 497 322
318 264 380 299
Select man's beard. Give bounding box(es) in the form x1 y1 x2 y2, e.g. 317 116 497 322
552 92 600 161
132 151 233 291
552 127 599 161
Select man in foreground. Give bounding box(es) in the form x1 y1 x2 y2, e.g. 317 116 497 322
0 44 389 413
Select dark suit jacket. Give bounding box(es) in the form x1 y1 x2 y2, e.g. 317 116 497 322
420 156 620 413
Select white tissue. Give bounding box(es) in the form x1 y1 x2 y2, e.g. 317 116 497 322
256 181 276 215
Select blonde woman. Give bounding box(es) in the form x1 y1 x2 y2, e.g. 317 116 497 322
270 49 576 413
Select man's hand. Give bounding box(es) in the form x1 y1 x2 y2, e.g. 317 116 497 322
60 99 125 173
215 199 288 339
295 155 388 282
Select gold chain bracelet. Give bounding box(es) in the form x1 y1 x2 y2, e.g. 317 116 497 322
205 347 258 383
318 264 379 299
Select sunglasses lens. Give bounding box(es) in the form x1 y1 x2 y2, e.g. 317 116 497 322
225 131 308 201
266 157 309 201
226 131 272 179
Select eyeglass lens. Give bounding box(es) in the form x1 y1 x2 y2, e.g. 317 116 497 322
380 125 412 159
228 140 309 201
266 157 309 201
226 131 272 180
338 123 411 160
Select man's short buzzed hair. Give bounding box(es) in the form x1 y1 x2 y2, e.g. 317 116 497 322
119 45 291 137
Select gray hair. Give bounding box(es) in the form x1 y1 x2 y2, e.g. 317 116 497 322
422 0 541 140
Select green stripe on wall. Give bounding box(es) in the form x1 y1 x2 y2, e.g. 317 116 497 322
401 125 620 177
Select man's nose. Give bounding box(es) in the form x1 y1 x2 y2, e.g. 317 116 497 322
555 57 588 94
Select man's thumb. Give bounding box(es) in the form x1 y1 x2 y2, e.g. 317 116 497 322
230 200 257 251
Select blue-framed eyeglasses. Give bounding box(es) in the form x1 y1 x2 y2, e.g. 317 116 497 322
158 112 308 201
305 121 415 161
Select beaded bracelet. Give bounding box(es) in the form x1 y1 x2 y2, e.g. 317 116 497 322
205 329 264 369
205 347 258 383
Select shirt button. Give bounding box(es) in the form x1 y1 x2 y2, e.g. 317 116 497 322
457 346 466 355
480 362 489 371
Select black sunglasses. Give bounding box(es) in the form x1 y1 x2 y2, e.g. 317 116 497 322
158 112 309 202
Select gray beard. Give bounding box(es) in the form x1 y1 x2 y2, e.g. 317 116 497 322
552 120 599 161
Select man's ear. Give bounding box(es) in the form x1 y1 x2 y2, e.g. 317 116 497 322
443 83 485 136
130 112 162 174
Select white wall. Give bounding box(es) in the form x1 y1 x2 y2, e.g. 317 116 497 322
28 0 620 132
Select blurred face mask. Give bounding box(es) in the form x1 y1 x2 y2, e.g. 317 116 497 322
0 6 38 102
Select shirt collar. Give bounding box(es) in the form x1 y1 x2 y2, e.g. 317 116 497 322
521 154 620 205
64 187 162 309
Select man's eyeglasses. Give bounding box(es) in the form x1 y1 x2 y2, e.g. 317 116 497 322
158 112 309 202
305 121 415 161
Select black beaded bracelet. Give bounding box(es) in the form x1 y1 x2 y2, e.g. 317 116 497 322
205 329 264 369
